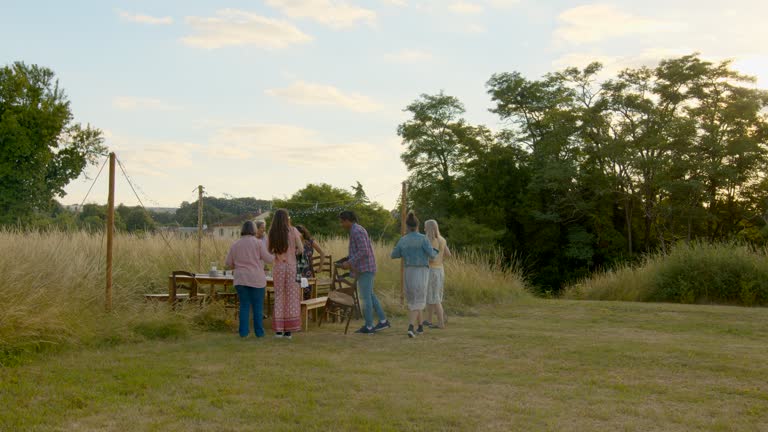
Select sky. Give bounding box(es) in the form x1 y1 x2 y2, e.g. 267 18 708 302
2 0 767 210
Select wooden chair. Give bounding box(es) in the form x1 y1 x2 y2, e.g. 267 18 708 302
145 271 206 306
214 282 239 325
301 297 328 331
312 254 333 296
318 264 362 334
171 271 206 306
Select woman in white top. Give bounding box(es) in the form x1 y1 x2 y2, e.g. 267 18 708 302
424 220 451 329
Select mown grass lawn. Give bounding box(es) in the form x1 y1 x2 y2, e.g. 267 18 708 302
2 299 768 431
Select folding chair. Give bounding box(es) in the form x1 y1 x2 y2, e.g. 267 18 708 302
311 254 333 296
318 262 362 334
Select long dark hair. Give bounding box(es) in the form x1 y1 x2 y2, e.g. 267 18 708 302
295 225 312 243
268 209 291 255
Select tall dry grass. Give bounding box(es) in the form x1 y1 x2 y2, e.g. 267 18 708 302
563 241 768 306
320 237 529 313
0 230 528 361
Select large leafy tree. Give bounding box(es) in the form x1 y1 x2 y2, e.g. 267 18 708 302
274 183 397 241
400 54 768 292
0 62 105 225
397 91 472 219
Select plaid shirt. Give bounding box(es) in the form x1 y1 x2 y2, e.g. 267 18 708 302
348 223 377 274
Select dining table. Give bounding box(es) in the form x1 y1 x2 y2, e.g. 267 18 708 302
168 273 318 313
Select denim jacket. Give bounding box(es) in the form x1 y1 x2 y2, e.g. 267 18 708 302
391 232 439 267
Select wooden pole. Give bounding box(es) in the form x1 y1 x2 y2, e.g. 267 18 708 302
197 185 204 273
105 152 116 312
400 181 408 305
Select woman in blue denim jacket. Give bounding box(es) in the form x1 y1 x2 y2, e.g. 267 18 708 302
391 211 438 338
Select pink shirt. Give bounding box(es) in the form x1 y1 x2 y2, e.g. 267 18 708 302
225 236 274 288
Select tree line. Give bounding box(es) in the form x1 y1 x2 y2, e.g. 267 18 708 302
397 54 768 291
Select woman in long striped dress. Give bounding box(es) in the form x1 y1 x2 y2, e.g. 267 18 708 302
268 209 304 339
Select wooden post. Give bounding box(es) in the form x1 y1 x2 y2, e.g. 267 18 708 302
105 153 116 312
197 185 204 273
400 181 408 305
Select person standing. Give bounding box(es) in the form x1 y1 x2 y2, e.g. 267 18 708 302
424 219 451 329
255 220 267 244
225 221 274 338
339 210 390 334
295 225 326 300
391 212 438 338
268 209 304 339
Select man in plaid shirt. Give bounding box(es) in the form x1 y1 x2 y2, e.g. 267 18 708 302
339 211 390 334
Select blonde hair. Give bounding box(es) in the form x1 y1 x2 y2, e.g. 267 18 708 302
424 219 442 243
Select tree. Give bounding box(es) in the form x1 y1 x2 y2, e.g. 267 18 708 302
125 207 156 233
0 62 105 225
398 54 768 292
77 204 125 232
397 92 471 219
274 183 397 240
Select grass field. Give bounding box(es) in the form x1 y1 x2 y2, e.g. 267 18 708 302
2 299 767 431
0 230 526 360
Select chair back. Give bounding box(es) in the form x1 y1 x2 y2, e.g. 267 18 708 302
171 270 198 298
312 254 333 277
331 261 361 315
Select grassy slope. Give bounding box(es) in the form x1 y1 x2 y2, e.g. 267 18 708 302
2 300 767 432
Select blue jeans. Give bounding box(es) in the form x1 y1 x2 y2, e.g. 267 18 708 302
235 285 265 337
357 272 386 328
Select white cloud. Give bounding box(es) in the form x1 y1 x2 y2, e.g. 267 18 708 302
555 4 683 45
552 2 768 89
112 97 182 111
552 48 693 81
463 23 487 34
265 0 376 29
448 1 484 14
207 124 381 165
381 0 408 6
266 80 381 113
383 49 434 63
110 136 202 178
118 10 173 25
182 9 312 49
486 0 520 9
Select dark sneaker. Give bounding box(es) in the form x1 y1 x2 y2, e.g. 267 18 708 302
417 325 425 335
374 321 391 332
407 325 416 338
274 332 284 339
422 320 432 327
355 326 376 335
284 332 293 340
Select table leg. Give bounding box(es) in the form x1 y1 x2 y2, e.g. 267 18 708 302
311 281 318 322
168 277 175 307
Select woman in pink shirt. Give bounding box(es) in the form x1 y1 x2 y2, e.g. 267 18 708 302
225 221 274 338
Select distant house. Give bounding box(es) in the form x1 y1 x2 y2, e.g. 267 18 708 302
161 225 206 239
211 211 271 240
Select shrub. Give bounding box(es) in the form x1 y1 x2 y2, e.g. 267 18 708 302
563 242 768 306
